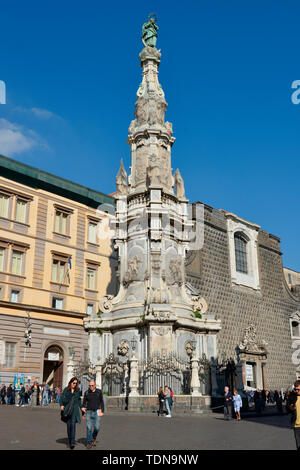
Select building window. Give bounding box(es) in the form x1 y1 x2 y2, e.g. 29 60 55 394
5 342 16 368
234 233 248 274
288 273 293 284
52 297 63 309
52 259 66 283
83 348 89 362
88 222 97 244
0 194 10 218
11 250 23 275
292 321 300 338
10 290 19 303
87 303 94 315
0 247 4 271
87 268 96 290
15 199 27 223
54 210 68 235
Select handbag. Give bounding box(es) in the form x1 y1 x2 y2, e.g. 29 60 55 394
60 394 75 422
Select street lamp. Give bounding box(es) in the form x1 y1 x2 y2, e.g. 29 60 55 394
130 336 137 352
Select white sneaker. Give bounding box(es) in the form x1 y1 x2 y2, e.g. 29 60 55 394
166 414 171 418
16 404 19 407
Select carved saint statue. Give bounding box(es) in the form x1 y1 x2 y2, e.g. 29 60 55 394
116 159 128 195
142 15 158 48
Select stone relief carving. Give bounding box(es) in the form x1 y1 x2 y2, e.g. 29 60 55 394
124 255 142 283
190 296 208 314
185 341 193 357
152 326 172 336
148 154 161 185
238 324 268 354
149 287 169 304
117 340 130 357
168 257 183 284
99 295 114 313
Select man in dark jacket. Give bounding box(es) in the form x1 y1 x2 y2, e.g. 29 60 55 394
82 380 104 449
287 380 300 450
224 386 233 420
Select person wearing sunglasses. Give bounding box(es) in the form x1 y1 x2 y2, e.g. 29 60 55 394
59 377 84 449
287 379 300 450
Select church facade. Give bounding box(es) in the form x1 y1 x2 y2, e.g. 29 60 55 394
185 204 300 391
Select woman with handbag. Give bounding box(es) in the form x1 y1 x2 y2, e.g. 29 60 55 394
60 377 83 449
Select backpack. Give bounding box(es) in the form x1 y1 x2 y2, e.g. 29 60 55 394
170 390 174 398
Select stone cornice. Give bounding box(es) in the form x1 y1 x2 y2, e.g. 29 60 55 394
0 300 86 319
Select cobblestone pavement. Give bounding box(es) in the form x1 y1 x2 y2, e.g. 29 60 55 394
0 405 296 450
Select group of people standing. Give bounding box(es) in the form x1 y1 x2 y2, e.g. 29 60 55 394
0 382 62 406
157 385 173 417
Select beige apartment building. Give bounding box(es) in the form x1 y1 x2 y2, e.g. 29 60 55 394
0 154 116 389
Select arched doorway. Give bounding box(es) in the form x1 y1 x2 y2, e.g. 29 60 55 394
43 345 64 390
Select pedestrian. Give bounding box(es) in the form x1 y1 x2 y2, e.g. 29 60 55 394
0 385 6 404
164 385 172 418
287 379 300 450
17 383 26 407
157 387 165 416
42 382 49 406
82 380 104 449
55 387 61 403
224 386 233 420
6 384 12 405
59 377 83 450
232 389 242 420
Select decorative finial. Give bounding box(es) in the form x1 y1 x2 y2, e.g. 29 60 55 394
141 13 158 48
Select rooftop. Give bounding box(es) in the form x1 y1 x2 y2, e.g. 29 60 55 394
0 154 114 209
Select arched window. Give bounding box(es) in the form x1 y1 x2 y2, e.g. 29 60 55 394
234 232 248 274
292 321 300 338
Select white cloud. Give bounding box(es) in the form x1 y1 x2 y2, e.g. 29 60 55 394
13 106 60 120
30 107 57 119
0 119 38 156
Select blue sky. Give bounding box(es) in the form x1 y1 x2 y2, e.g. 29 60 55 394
0 0 299 270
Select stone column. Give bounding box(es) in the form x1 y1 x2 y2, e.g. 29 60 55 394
191 356 201 396
129 352 139 397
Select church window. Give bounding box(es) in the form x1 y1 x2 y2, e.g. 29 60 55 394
234 233 248 274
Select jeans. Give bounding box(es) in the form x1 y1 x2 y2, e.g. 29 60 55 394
18 396 25 406
86 410 101 444
7 396 11 405
42 394 49 406
67 413 77 446
165 399 171 415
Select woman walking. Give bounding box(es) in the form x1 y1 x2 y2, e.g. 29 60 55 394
233 389 242 420
157 387 165 416
60 377 83 449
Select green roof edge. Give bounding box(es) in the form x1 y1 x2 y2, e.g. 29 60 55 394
0 154 115 209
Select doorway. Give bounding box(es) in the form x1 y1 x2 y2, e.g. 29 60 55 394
43 345 64 390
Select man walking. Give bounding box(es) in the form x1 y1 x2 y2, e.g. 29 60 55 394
287 379 300 450
82 380 104 449
224 386 233 420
